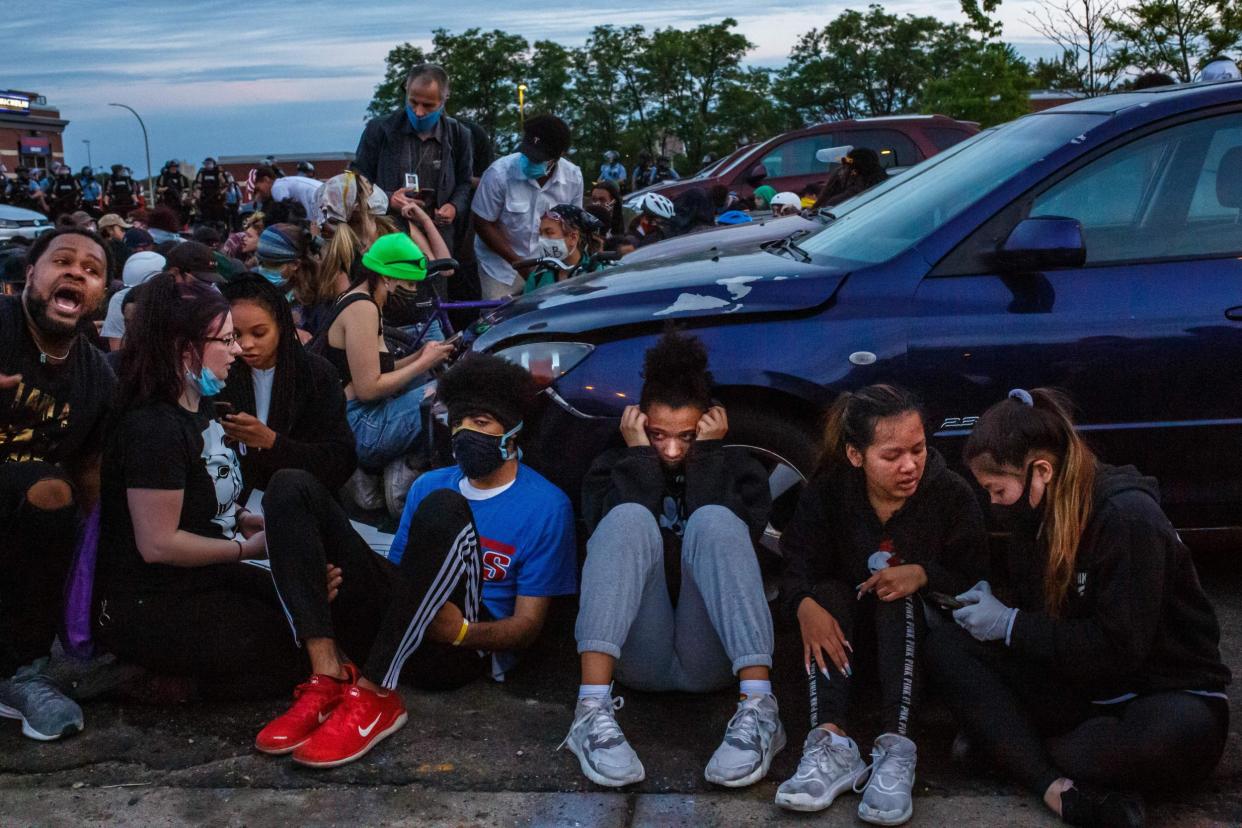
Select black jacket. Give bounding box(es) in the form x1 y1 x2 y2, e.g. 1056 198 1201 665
582 440 771 541
780 447 988 620
352 110 474 217
219 351 356 495
1005 463 1231 697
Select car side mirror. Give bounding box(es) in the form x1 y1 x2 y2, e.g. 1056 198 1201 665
995 216 1086 271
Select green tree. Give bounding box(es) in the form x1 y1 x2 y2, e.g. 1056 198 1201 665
525 40 574 117
431 28 530 154
775 6 978 122
921 43 1034 125
366 42 429 119
1105 0 1241 82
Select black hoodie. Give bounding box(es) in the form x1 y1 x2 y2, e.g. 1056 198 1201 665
581 440 772 597
780 447 989 620
1006 463 1231 697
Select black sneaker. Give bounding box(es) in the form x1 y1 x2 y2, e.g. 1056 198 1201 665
1061 783 1146 828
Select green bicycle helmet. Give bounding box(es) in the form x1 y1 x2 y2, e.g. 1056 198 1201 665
361 233 428 281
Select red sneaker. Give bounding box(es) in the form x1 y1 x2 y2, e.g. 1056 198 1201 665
292 683 407 768
255 663 359 755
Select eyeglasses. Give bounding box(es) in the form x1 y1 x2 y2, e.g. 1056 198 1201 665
206 333 240 347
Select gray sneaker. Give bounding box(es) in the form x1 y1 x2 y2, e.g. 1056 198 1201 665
857 733 917 826
705 693 786 787
559 694 645 787
775 728 867 812
0 658 84 741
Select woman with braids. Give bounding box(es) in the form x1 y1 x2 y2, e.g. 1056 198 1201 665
927 388 1231 828
775 384 987 824
216 274 355 495
563 331 783 790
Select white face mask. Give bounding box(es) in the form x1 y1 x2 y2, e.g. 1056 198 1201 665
539 237 570 261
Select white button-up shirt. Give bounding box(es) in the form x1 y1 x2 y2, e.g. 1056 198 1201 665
471 152 583 286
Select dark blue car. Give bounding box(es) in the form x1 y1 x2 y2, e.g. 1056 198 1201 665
473 80 1242 541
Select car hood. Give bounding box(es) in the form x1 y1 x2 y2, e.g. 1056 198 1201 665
0 205 49 221
621 215 820 265
473 245 847 349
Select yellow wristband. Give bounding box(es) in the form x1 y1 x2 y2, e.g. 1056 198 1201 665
451 618 470 647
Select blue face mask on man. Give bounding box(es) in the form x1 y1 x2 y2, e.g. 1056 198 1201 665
405 103 443 133
519 153 550 180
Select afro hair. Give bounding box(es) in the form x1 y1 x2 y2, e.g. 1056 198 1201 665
437 353 539 430
639 329 714 412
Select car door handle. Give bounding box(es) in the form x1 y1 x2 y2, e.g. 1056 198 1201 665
1228 306 1242 321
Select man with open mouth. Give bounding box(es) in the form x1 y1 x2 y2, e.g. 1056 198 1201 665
0 227 115 741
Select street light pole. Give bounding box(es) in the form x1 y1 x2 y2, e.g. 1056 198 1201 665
517 84 527 130
108 103 152 203
82 139 92 169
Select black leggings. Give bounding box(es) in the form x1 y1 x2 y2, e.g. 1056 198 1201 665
263 469 485 691
96 469 485 699
0 461 79 677
807 580 926 737
925 622 1230 795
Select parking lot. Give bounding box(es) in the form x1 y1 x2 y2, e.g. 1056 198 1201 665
0 551 1237 827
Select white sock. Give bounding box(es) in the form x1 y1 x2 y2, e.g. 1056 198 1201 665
578 684 610 702
822 728 854 749
739 679 772 698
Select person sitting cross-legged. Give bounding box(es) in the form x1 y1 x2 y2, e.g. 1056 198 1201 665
562 330 782 788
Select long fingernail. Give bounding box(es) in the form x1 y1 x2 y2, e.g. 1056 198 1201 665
805 662 812 676
845 641 854 653
844 663 853 677
820 667 831 682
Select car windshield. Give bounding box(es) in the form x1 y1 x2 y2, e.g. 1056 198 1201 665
800 113 1110 266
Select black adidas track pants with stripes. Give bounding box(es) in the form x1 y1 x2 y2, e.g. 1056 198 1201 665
265 468 485 691
804 579 926 737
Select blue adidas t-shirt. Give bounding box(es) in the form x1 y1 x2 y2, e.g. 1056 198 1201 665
389 464 577 622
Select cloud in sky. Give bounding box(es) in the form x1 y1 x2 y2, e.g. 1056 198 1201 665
6 0 1055 172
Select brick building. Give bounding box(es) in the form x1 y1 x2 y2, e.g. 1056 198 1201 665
0 89 67 173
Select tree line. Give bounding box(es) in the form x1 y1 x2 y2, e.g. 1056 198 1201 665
365 1 1240 174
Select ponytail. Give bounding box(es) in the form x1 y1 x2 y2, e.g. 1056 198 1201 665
819 384 923 472
964 388 1096 616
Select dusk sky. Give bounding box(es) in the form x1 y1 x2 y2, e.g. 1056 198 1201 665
6 0 1056 174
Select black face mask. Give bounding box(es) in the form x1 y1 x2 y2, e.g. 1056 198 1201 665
990 463 1045 534
452 423 521 480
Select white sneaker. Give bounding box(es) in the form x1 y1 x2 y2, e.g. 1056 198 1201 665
382 455 423 518
775 728 867 812
704 693 786 787
857 733 917 826
559 694 645 787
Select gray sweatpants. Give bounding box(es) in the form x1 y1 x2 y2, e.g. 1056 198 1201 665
576 503 774 692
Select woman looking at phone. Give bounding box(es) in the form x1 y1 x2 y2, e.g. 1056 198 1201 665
315 232 453 475
927 389 1231 828
95 273 305 698
216 274 356 496
776 384 988 824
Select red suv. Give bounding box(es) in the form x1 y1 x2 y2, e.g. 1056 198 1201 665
630 115 980 201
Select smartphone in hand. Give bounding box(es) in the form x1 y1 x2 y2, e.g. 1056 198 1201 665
404 173 420 192
212 401 235 421
929 591 965 611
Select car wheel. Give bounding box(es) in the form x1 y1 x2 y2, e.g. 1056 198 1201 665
723 405 820 601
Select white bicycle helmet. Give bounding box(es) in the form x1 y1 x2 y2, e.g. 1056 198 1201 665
635 191 675 220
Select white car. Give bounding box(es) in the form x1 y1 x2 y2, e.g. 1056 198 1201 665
0 204 53 242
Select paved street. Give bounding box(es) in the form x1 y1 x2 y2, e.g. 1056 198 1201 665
1 554 1239 827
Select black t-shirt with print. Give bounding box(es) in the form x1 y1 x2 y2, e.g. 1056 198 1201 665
97 401 243 596
0 295 115 467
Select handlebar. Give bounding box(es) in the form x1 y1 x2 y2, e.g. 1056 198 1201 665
425 257 458 276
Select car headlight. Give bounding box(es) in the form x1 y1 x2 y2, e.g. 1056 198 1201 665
0 219 18 229
493 341 594 388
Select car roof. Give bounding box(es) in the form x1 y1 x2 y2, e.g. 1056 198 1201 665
1047 79 1242 115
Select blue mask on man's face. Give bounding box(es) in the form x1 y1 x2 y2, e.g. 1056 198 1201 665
519 153 550 180
406 103 443 133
